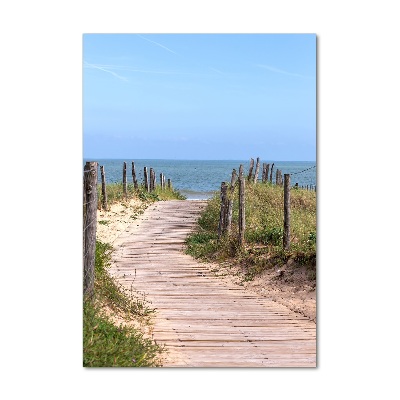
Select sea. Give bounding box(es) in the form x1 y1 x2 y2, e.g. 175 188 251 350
83 159 317 200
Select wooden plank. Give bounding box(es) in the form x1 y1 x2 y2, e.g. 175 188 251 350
110 200 316 367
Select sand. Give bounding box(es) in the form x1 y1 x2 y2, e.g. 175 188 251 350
96 198 149 244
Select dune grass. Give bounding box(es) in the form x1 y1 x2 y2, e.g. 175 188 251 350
185 182 316 281
84 182 187 366
97 183 186 207
83 241 164 367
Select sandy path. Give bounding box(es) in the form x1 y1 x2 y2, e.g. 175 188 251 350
108 200 316 367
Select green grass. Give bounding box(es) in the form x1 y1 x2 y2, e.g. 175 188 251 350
83 299 162 367
185 182 316 280
84 183 186 367
97 183 186 208
83 241 164 367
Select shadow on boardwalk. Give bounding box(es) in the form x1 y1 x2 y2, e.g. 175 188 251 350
110 200 316 367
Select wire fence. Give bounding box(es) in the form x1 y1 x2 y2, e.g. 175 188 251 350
219 157 317 250
256 160 316 191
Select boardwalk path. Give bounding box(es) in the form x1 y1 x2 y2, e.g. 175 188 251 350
111 200 316 367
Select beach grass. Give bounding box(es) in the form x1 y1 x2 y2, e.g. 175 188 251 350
84 182 186 366
97 183 186 207
83 241 164 367
185 182 316 280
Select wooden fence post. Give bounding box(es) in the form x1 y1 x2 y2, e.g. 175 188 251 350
276 169 283 186
218 182 228 239
132 161 138 189
261 163 266 183
168 178 171 190
265 164 270 184
123 162 127 199
83 161 98 298
275 169 279 185
238 164 245 247
269 163 274 183
247 158 254 181
100 165 108 211
283 174 290 250
144 167 149 192
226 169 237 233
253 157 260 183
149 168 154 192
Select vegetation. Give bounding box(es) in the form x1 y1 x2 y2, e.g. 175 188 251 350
84 182 187 366
97 183 186 206
83 183 185 367
83 241 164 367
185 182 316 281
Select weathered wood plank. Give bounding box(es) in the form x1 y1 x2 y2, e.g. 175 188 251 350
110 200 316 367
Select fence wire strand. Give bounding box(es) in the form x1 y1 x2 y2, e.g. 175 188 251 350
289 165 316 176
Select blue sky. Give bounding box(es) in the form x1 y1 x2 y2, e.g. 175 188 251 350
83 34 316 160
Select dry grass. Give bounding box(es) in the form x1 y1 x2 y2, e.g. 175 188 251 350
186 182 316 280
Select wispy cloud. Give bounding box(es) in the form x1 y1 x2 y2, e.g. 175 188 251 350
209 67 225 75
255 64 313 79
84 61 128 81
84 62 217 77
137 34 179 55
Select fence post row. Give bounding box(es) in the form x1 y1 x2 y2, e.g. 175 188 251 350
83 161 98 298
275 169 283 186
149 168 154 192
123 162 127 199
144 167 149 192
261 163 266 183
218 182 229 239
247 158 254 181
225 168 237 233
269 163 274 183
262 162 269 183
132 162 138 189
238 164 245 247
283 173 290 250
100 165 108 211
253 157 260 183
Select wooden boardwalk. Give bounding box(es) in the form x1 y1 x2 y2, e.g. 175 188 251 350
111 200 316 367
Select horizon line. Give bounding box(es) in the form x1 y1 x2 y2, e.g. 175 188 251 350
83 157 316 162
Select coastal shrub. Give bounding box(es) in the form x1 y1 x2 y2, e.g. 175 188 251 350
185 231 219 260
245 226 284 245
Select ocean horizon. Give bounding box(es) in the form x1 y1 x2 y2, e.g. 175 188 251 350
83 159 317 200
